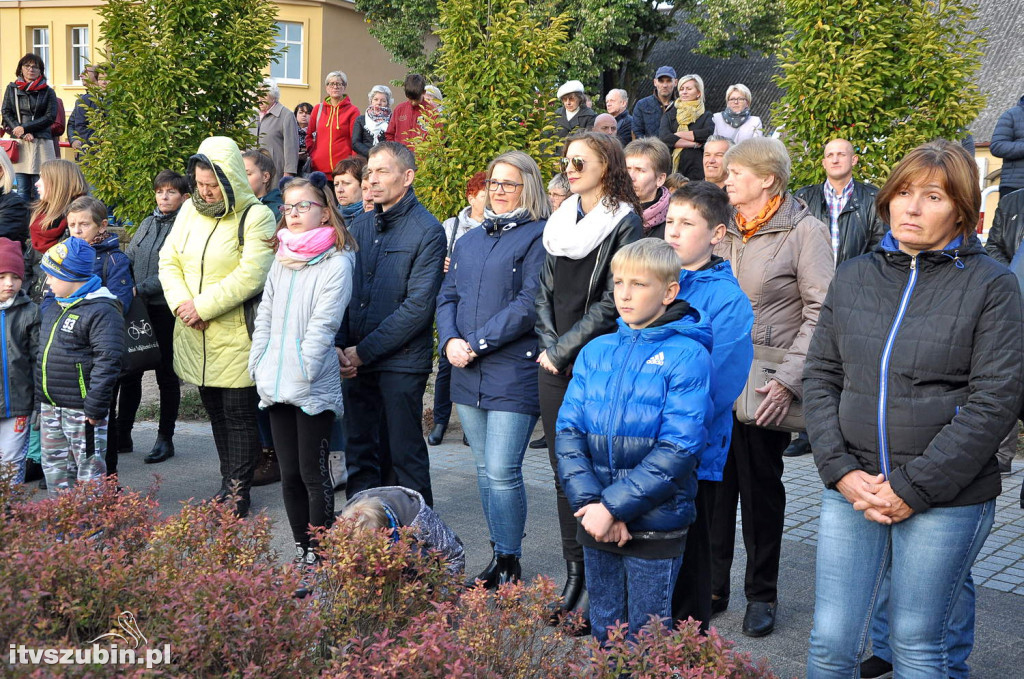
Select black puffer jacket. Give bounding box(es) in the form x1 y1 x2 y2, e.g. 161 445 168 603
553 106 596 138
1 291 39 417
535 212 642 372
804 234 1024 512
127 208 179 307
991 97 1024 190
984 188 1024 265
793 181 886 264
36 290 125 420
1 84 57 140
0 189 29 243
339 189 446 374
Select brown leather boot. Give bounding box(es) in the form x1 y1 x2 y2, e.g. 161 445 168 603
251 446 280 486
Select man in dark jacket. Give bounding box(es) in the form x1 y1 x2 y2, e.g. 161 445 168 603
631 66 677 139
991 95 1024 198
605 89 633 146
68 65 101 156
984 188 1024 265
339 141 446 506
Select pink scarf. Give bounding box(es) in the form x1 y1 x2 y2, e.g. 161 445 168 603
277 226 336 270
642 186 671 235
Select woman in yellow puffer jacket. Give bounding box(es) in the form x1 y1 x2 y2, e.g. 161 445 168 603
158 136 276 517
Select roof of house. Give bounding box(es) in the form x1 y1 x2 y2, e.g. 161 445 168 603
969 0 1024 144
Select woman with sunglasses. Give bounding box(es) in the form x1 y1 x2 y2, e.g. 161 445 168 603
535 131 643 628
436 151 550 588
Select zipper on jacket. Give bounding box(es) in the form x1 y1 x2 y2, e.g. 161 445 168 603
76 363 87 399
606 333 640 471
877 255 918 478
1 310 9 418
583 237 612 311
196 221 219 386
273 270 298 400
40 300 82 405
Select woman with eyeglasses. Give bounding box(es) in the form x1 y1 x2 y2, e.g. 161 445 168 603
658 74 714 180
1 53 58 202
306 71 360 174
436 152 551 588
712 84 763 143
534 131 643 628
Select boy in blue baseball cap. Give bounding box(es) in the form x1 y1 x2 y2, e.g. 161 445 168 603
36 237 125 495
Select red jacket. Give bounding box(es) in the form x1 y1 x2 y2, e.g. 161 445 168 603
385 100 436 150
306 96 359 173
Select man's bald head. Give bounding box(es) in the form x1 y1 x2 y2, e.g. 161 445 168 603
594 113 618 136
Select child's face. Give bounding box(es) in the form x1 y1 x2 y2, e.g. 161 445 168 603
0 272 23 302
613 267 678 330
67 211 106 244
46 274 78 299
334 172 362 206
155 185 187 215
664 202 725 271
296 108 310 127
281 186 329 234
244 157 269 198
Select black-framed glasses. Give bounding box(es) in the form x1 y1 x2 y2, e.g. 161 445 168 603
560 156 586 172
486 179 523 193
279 201 324 214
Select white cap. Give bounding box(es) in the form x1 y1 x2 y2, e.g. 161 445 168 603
557 80 585 100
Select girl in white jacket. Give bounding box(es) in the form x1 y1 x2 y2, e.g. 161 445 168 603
248 173 356 568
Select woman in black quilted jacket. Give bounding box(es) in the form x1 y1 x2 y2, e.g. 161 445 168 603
804 140 1024 677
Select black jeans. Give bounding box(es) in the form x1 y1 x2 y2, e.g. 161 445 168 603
537 366 582 563
432 351 453 427
672 479 717 631
709 416 790 603
198 386 260 497
268 404 335 546
105 381 121 475
117 304 180 440
344 370 433 506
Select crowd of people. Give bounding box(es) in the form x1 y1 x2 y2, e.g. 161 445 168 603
2 50 1024 677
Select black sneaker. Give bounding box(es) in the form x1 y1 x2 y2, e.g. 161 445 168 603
860 655 893 679
528 436 547 450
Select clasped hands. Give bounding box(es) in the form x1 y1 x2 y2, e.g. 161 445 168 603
445 338 477 369
575 502 632 547
175 300 208 331
836 470 914 525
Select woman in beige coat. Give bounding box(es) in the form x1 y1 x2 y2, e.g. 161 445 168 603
708 137 834 637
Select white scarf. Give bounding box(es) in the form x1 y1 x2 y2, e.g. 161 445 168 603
565 107 579 122
543 194 632 260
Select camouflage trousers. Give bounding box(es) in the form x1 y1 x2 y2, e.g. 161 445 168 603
0 415 30 485
40 404 107 497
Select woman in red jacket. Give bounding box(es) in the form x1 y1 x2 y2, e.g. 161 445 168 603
306 70 359 174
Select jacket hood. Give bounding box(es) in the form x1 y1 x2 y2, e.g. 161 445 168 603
3 289 32 309
1019 95 1024 109
678 258 733 289
324 95 354 111
186 136 259 217
615 300 712 353
879 232 985 257
94 233 122 253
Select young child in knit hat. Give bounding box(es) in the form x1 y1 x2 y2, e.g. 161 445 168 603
0 237 39 485
36 237 125 495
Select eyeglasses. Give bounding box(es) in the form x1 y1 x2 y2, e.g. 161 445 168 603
326 81 346 88
486 180 523 193
560 156 587 172
727 97 747 103
279 201 324 214
548 191 568 199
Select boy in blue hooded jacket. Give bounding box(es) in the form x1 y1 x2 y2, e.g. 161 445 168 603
556 238 714 643
663 181 754 629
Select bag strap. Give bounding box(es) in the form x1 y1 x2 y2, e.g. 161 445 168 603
236 203 256 249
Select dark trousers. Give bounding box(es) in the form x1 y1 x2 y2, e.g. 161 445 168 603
432 351 453 427
672 479 717 631
105 381 121 475
118 304 180 440
268 404 335 546
198 386 260 497
344 370 433 506
538 366 582 563
709 416 790 603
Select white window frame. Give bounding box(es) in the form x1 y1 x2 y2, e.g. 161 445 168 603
30 27 50 69
70 26 90 85
270 21 304 84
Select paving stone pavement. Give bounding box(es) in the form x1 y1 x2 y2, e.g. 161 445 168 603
64 421 1024 677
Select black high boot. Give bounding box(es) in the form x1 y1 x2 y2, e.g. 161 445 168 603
465 542 499 589
494 554 521 588
548 560 586 625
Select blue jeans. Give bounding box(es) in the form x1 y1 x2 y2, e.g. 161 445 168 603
584 546 683 643
870 568 975 679
15 173 38 202
456 405 534 557
807 489 994 679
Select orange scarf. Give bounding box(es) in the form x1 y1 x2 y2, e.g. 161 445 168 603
735 194 782 242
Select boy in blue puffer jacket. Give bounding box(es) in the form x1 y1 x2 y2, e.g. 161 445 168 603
663 181 754 630
556 238 714 643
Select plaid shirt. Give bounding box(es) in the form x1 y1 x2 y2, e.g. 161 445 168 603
822 179 854 261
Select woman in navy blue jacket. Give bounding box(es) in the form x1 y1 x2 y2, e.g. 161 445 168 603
436 150 550 587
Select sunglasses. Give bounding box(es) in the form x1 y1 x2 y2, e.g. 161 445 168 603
560 156 587 172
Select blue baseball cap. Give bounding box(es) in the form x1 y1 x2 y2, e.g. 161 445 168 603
655 66 677 80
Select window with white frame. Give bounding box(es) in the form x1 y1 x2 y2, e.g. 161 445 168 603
70 26 90 84
270 21 303 82
30 28 50 69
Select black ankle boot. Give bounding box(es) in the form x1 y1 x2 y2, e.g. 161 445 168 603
144 436 175 464
494 554 521 587
549 560 585 624
465 543 499 589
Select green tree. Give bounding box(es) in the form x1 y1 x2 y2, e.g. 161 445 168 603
687 0 784 58
412 0 569 221
82 0 278 227
772 0 985 188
